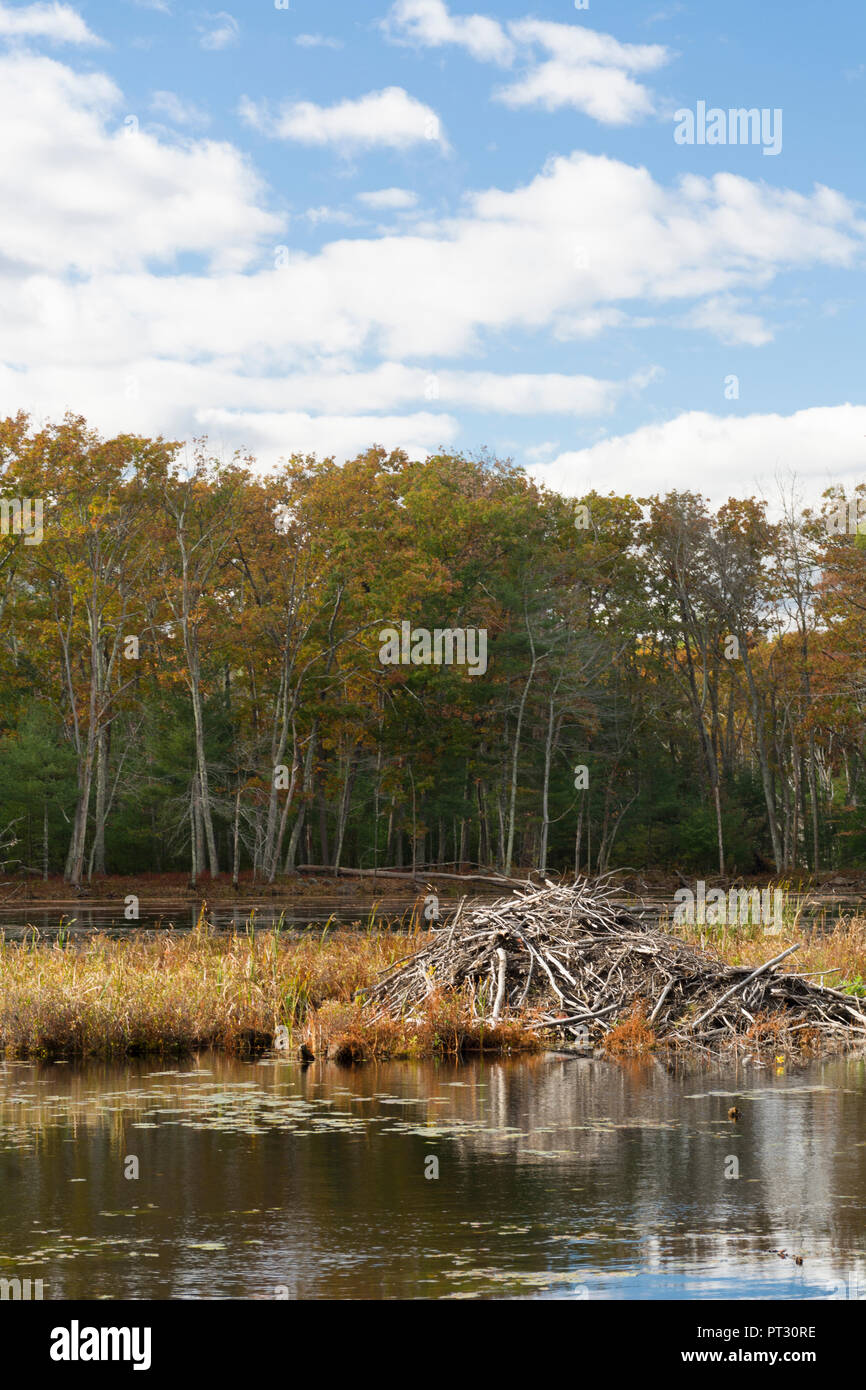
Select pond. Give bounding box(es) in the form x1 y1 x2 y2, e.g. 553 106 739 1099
0 899 421 939
1 1051 864 1300
0 889 862 939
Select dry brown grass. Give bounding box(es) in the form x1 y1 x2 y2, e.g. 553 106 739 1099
0 920 413 1058
303 987 540 1062
602 1001 657 1057
678 914 866 992
7 910 863 1062
0 919 540 1060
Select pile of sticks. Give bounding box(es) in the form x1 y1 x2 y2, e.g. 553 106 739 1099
360 879 866 1052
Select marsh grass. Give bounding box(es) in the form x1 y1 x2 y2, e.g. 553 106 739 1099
303 989 540 1063
0 916 539 1060
602 1001 657 1057
674 911 866 985
0 918 417 1058
4 908 865 1061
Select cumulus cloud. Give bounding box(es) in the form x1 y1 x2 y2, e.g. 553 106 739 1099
421 367 655 415
2 47 865 469
239 86 448 152
193 407 458 462
496 19 670 124
383 0 515 65
0 0 102 44
34 359 649 464
0 51 280 274
384 1 672 123
528 405 866 506
3 77 861 362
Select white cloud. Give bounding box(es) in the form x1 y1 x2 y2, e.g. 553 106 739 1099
2 77 861 364
149 89 210 127
12 359 649 462
0 355 647 424
0 51 280 274
384 2 672 124
303 205 357 226
0 1 102 44
1 49 865 471
0 354 458 461
680 294 773 346
357 187 419 210
497 19 670 124
239 87 447 152
383 0 514 65
198 10 237 51
424 367 650 415
529 405 866 505
509 18 669 76
194 407 457 462
295 33 343 50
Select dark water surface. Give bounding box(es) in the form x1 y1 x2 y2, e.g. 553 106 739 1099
1 1051 865 1300
0 891 862 939
0 900 415 938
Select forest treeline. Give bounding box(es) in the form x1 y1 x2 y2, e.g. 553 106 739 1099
0 412 863 887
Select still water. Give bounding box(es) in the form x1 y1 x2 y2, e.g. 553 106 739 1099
1 1052 865 1300
0 900 414 938
1 892 862 939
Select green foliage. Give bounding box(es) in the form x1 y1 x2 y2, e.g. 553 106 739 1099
0 415 862 881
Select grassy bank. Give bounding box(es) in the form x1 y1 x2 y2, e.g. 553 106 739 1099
1 911 865 1062
673 913 866 997
0 916 539 1060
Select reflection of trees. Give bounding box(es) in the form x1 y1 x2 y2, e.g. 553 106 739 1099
1 1054 865 1298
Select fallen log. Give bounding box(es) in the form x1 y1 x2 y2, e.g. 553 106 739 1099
295 865 526 888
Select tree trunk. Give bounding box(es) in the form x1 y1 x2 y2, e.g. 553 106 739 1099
574 799 584 879
89 723 109 880
189 779 198 889
505 655 538 877
232 782 241 889
285 725 317 872
740 644 782 869
539 693 557 875
333 752 355 872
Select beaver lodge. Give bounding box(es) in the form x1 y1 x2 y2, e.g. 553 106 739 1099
360 880 866 1056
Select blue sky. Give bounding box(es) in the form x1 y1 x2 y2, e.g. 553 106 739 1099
1 0 865 503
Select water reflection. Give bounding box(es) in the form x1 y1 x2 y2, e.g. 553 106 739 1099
0 900 419 939
0 890 860 938
0 1052 864 1299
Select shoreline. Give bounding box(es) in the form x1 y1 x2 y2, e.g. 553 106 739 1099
3 868 866 907
2 912 865 1064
